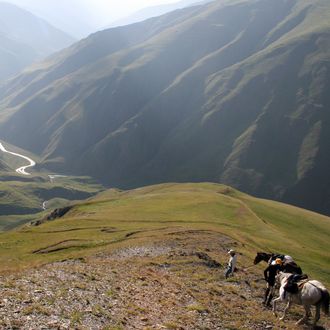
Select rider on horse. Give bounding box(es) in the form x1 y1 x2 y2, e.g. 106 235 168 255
268 254 293 265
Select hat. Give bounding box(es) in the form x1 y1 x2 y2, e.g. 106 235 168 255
275 258 283 265
228 249 235 254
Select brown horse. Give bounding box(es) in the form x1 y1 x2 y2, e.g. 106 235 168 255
254 252 303 306
254 252 302 274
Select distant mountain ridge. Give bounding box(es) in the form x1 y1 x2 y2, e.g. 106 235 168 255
107 0 213 28
1 0 95 39
0 0 329 215
0 2 75 80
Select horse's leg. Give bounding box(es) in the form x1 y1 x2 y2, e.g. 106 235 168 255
266 286 274 306
279 299 291 321
224 266 231 279
313 304 321 326
272 296 281 317
296 305 310 325
306 305 312 317
263 285 270 304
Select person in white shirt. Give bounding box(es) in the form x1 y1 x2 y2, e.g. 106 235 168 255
225 249 237 278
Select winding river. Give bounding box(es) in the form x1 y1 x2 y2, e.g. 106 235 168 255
0 142 36 175
1 142 69 210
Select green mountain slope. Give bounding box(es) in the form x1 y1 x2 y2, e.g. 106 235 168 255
0 174 102 216
0 0 329 215
0 2 75 80
0 183 329 329
0 171 104 231
0 183 329 284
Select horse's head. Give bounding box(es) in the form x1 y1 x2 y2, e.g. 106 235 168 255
276 271 292 286
254 252 269 264
254 253 261 264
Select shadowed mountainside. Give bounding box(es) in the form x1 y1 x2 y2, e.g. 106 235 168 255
0 160 9 171
0 0 329 215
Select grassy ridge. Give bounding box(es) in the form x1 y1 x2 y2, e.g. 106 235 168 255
0 183 328 286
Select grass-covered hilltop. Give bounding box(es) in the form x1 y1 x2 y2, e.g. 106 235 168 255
0 183 329 328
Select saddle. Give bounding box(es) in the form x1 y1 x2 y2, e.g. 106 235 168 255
285 274 309 293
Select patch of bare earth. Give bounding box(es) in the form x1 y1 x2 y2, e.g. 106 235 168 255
0 231 329 329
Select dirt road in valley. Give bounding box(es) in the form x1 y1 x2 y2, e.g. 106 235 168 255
0 142 36 175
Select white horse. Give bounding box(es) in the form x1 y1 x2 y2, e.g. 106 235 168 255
273 272 329 326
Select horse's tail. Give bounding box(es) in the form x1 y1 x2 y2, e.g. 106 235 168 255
320 288 329 315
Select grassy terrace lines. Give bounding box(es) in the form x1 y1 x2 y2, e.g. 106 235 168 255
0 183 329 286
0 229 329 329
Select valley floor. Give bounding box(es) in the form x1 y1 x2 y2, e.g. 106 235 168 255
0 230 328 329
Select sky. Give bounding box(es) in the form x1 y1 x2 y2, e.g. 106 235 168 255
2 0 182 38
82 0 182 26
4 0 181 27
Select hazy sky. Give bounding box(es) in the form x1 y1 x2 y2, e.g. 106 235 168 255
3 0 182 37
6 0 180 25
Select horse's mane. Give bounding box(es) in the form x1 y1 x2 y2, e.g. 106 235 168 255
278 271 292 277
257 252 272 257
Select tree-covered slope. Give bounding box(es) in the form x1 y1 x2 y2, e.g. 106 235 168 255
0 0 329 215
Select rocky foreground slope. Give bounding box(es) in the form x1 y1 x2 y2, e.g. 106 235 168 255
1 230 328 329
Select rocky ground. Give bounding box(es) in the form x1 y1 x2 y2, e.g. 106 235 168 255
0 230 329 329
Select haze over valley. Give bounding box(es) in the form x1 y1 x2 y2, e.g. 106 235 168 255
1 0 329 215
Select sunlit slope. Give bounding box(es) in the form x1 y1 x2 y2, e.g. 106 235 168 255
0 183 328 284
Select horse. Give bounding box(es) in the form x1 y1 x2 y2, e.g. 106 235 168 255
254 252 303 306
253 252 302 274
273 272 329 326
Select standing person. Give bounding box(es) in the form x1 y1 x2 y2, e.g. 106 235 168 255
225 249 237 279
263 258 282 306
